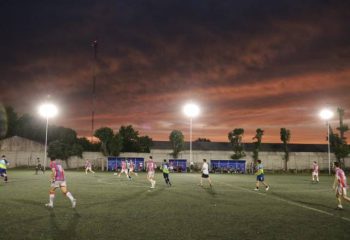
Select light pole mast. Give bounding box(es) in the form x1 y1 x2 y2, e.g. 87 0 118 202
91 40 98 142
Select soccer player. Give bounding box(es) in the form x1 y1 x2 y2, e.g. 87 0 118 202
200 159 212 187
45 157 76 208
128 160 138 177
118 159 130 179
35 157 45 175
85 160 95 174
332 161 350 209
0 155 9 183
146 156 156 189
161 159 171 186
254 159 269 191
312 161 319 183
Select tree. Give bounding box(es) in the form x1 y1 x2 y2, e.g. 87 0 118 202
0 106 18 139
138 135 153 153
48 140 83 168
330 108 350 166
280 128 291 171
119 125 140 152
169 130 184 158
228 128 246 159
252 128 264 163
76 137 100 151
195 138 211 142
94 127 115 156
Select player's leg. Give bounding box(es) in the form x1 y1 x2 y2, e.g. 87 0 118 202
85 167 88 174
60 185 76 208
46 186 57 208
208 176 213 187
316 173 319 182
336 190 343 209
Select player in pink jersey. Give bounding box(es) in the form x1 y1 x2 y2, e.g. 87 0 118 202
312 161 319 183
45 157 76 208
118 160 130 179
146 156 156 188
85 160 95 174
332 162 350 209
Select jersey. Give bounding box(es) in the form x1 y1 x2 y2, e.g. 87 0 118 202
336 167 347 188
129 162 134 169
202 162 209 175
147 160 156 172
162 163 170 174
85 161 92 168
50 161 65 181
312 163 319 173
256 163 264 175
121 161 127 170
0 159 8 169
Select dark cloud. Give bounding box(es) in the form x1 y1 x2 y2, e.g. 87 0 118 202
1 0 349 143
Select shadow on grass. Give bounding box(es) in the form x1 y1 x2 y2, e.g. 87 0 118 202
47 209 81 240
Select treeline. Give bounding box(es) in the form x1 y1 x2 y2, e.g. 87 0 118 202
0 106 152 160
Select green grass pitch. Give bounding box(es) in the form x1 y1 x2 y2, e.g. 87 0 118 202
1 170 350 240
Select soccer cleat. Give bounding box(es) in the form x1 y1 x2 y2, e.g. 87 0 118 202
336 204 343 210
45 203 53 208
254 188 259 191
266 186 270 191
72 199 77 208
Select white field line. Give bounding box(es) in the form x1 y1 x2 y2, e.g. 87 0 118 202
216 181 350 223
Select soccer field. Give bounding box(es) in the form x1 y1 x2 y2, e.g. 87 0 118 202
1 170 350 240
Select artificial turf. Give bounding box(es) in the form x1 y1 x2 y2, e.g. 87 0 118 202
1 170 350 240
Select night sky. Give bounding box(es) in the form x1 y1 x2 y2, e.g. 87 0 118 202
1 0 349 143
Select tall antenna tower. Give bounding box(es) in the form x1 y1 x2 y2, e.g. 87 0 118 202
91 40 98 142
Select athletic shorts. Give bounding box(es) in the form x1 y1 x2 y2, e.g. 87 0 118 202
163 173 169 178
86 167 92 171
120 169 128 174
202 173 209 178
337 186 347 196
0 168 7 174
257 174 265 182
51 180 67 188
312 172 318 177
148 171 155 178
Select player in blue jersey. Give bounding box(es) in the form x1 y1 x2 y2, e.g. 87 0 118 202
254 160 269 191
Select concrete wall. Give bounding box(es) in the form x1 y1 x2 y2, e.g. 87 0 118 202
1 136 348 171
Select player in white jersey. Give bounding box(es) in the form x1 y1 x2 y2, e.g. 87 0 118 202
146 156 156 188
311 161 319 183
85 160 95 174
332 162 350 209
200 159 212 187
128 160 138 177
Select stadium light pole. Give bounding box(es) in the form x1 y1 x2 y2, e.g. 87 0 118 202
319 109 334 175
183 103 200 169
39 103 58 172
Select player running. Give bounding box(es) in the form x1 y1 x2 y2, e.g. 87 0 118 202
200 159 212 187
312 161 319 183
128 160 138 177
161 159 172 186
45 157 76 208
85 160 95 174
118 159 130 179
332 162 350 210
254 159 269 191
146 156 156 189
0 155 9 183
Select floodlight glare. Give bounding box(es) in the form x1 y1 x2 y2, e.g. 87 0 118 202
39 103 58 118
183 103 200 118
319 109 333 120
